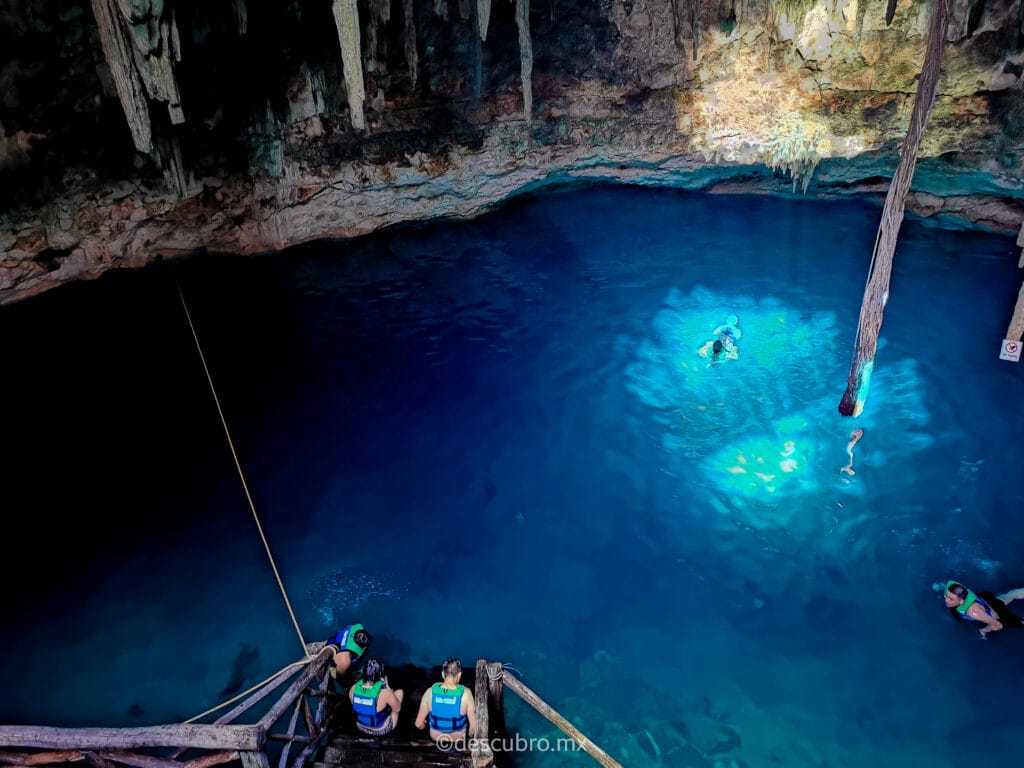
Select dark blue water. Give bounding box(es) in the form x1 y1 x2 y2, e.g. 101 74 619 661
3 185 1023 767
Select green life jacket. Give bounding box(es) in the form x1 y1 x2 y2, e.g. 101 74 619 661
946 581 978 615
333 623 367 658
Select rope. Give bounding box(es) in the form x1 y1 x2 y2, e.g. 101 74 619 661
174 274 309 656
183 658 310 724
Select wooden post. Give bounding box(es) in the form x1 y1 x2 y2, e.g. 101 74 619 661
471 660 493 767
239 752 270 768
1007 277 1024 342
501 672 622 768
1016 218 1024 268
485 662 505 736
838 0 949 416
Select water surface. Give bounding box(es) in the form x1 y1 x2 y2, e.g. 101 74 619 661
3 184 1023 767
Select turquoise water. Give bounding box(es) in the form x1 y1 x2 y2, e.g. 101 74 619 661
2 185 1024 767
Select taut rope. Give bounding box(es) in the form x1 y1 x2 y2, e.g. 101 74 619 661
175 275 309 656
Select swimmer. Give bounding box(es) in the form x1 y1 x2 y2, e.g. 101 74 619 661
840 428 864 476
713 314 742 341
698 337 738 365
942 581 1024 638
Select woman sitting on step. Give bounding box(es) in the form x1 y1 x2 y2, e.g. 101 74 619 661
349 658 404 736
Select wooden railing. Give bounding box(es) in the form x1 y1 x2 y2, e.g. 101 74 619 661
476 660 621 768
0 645 335 768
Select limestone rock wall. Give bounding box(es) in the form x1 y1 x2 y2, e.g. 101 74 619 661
2 0 1024 304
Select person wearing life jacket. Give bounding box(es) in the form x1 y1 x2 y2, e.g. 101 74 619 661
415 658 476 748
329 623 372 681
944 581 1024 638
348 658 403 736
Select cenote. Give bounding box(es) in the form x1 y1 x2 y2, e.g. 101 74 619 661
2 184 1024 767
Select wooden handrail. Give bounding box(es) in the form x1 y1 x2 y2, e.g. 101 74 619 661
501 672 622 768
257 648 332 731
0 725 262 752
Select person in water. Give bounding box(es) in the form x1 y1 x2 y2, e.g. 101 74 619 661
349 657 404 735
943 581 1024 638
840 428 864 476
415 657 477 748
698 336 738 365
713 314 742 341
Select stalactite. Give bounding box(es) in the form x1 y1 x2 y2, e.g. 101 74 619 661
471 0 482 96
119 1 185 125
459 0 471 20
91 0 186 155
515 0 532 124
332 0 366 130
233 0 248 35
91 0 153 153
403 0 418 88
478 0 492 40
434 0 449 22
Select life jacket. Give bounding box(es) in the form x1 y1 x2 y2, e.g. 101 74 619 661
332 623 367 662
946 581 993 624
352 680 391 730
429 683 468 733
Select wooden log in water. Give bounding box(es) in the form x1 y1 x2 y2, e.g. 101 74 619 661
0 726 261 752
501 673 621 768
1007 277 1024 342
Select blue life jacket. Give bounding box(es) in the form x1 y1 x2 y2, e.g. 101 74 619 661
952 586 993 624
352 680 391 730
429 683 468 733
332 624 366 663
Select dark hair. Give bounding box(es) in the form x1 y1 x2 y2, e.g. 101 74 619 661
441 658 462 679
712 340 723 354
354 629 371 649
362 658 384 683
948 583 968 599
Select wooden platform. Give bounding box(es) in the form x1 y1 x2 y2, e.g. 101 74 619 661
312 661 508 768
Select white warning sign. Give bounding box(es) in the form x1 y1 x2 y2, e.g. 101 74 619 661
1000 339 1022 362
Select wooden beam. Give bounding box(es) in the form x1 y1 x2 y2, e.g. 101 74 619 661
838 0 949 416
81 752 117 768
257 649 333 732
94 750 183 768
239 752 269 768
0 726 261 752
502 673 621 768
275 698 302 768
471 660 492 768
1007 277 1024 342
0 750 84 766
485 663 504 735
184 752 239 768
1016 217 1024 268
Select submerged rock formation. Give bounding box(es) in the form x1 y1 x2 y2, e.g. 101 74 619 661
2 0 1024 304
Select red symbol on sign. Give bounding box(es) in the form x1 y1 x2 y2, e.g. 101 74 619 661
1007 342 1020 354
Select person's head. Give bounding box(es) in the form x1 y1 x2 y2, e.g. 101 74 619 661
441 658 462 682
353 629 372 651
945 582 968 608
362 657 385 683
726 314 739 326
712 340 723 355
